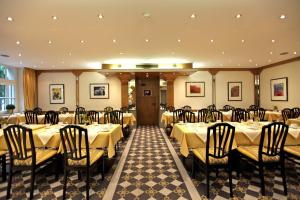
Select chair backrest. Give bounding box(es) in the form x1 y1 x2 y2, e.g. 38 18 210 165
87 110 99 123
259 122 288 160
25 110 38 124
60 125 90 166
207 104 216 111
104 106 113 112
44 110 59 125
160 104 167 111
291 107 300 118
232 108 249 122
257 108 266 121
182 105 192 111
249 104 258 111
206 123 235 163
3 125 36 165
59 107 69 114
120 106 129 113
184 111 195 123
104 110 123 125
211 110 223 122
75 107 86 124
166 106 175 112
281 108 292 122
33 107 42 115
198 109 209 123
172 109 184 123
223 105 234 111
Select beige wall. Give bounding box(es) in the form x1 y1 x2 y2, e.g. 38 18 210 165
38 72 76 111
17 68 24 112
260 60 300 110
79 72 121 110
174 71 212 109
215 71 254 109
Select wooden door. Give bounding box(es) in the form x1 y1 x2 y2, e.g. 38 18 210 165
136 73 160 125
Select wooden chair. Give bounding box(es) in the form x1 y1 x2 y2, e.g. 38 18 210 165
160 103 167 111
207 104 216 111
223 105 234 111
211 110 223 122
104 106 113 113
237 122 289 195
172 109 185 124
25 110 38 124
33 107 42 115
257 108 266 121
198 108 209 123
59 107 69 114
60 125 105 200
166 106 175 112
249 104 258 111
184 111 195 123
192 123 236 198
87 110 100 124
282 108 292 123
182 105 192 111
291 107 300 118
75 106 86 124
44 110 59 125
0 151 6 182
4 125 58 199
104 110 130 137
232 108 250 122
120 106 129 113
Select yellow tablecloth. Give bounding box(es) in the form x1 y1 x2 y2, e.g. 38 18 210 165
161 112 174 126
7 113 75 124
171 122 300 157
98 113 136 126
265 111 282 122
287 118 300 126
0 124 123 158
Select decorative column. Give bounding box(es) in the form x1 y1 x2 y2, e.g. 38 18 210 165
250 69 262 107
117 73 132 107
72 70 83 107
208 69 219 106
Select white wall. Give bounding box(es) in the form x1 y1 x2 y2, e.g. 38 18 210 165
215 71 254 109
17 68 24 112
79 72 121 110
38 72 76 111
260 60 300 110
174 71 212 109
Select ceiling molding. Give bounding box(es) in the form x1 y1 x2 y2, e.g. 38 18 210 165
259 56 300 71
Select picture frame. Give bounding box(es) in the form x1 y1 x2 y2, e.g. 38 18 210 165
185 82 205 97
90 83 109 99
270 77 288 101
228 82 242 101
144 89 152 96
49 84 65 104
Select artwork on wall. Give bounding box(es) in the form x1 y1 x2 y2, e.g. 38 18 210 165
144 89 152 96
49 84 65 104
90 83 109 99
185 82 205 97
228 82 242 101
271 77 288 101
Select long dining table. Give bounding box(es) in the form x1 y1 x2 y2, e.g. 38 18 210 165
0 123 123 158
170 121 300 157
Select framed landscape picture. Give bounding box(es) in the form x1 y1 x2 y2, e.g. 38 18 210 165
271 77 288 101
228 82 242 101
49 84 65 104
185 82 205 97
90 83 109 99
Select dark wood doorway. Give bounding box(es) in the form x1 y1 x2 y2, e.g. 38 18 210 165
136 72 160 125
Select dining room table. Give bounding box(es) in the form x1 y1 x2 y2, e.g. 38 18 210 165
287 118 300 126
170 121 300 157
6 113 75 124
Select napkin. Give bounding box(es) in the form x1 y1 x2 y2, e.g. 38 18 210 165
237 125 261 142
288 128 300 139
38 127 59 145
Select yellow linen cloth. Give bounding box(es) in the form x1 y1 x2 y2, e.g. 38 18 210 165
287 118 300 127
7 113 75 124
265 111 282 122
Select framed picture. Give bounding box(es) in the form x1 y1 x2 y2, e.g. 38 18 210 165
271 77 288 101
90 83 109 99
49 84 65 104
228 82 242 101
144 89 152 96
185 82 205 97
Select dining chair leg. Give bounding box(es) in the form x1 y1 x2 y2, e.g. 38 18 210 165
191 155 195 179
63 168 68 200
101 157 105 181
6 163 13 199
280 159 287 195
1 155 6 181
78 170 82 180
86 167 90 200
30 167 36 200
216 167 219 177
206 165 210 198
258 164 265 196
228 164 233 198
55 157 59 180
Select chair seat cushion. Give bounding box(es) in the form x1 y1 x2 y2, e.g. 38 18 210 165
0 151 6 157
68 149 104 166
14 149 57 166
237 146 279 162
285 146 300 157
192 148 228 165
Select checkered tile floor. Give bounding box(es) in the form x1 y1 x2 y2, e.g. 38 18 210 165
166 129 300 200
113 126 191 199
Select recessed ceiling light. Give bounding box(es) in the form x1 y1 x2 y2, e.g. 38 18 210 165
68 52 72 56
190 13 196 18
112 39 117 43
268 59 272 62
143 12 151 18
48 40 52 44
145 39 149 42
235 14 242 18
18 53 21 57
41 61 44 64
222 51 225 55
271 39 275 43
238 64 241 66
61 61 64 64
98 14 103 19
280 14 286 19
249 59 253 62
52 16 57 20
80 40 85 44
210 39 214 43
255 64 258 66
241 39 245 43
220 64 224 67
177 39 181 42
171 52 175 55
16 41 20 45
293 51 297 55
52 65 55 68
270 51 273 54
7 16 13 21
119 52 124 55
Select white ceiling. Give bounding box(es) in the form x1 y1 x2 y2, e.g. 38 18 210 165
0 0 299 69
